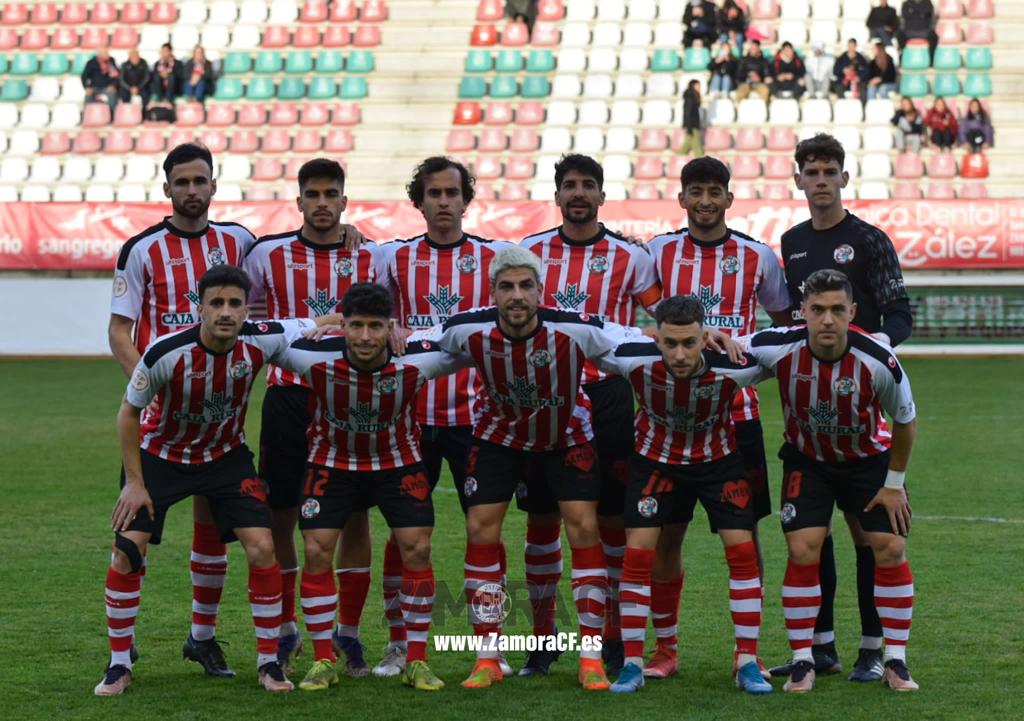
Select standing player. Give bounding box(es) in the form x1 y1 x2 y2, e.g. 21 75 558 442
96 265 316 695
771 133 914 682
747 269 918 693
243 158 383 675
643 157 791 679
519 154 662 677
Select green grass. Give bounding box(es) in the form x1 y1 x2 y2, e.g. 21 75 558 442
1 358 1022 720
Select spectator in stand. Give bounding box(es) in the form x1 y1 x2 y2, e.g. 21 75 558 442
805 42 833 98
81 46 120 115
119 47 151 108
898 0 937 59
504 0 537 33
684 0 718 49
832 38 869 99
708 42 738 97
924 97 958 151
182 46 216 103
867 0 899 47
958 98 994 152
866 42 897 100
150 43 181 103
734 39 772 102
891 97 926 153
679 79 705 157
717 0 747 54
771 41 806 99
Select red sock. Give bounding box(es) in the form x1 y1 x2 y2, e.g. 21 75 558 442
336 566 371 638
782 560 820 658
280 567 298 631
875 561 914 662
570 544 608 660
498 540 508 588
249 563 282 665
725 541 762 658
620 547 655 662
190 522 227 641
600 526 626 641
105 566 141 669
651 573 684 650
382 539 405 644
524 522 561 637
464 543 502 659
401 566 435 662
300 569 337 661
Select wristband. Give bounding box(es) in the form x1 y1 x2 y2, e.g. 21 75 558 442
884 469 906 489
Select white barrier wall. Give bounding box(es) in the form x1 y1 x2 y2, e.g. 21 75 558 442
0 278 112 355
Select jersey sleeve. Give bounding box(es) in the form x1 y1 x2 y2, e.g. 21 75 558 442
375 241 402 309
579 320 618 361
241 243 269 311
630 245 663 310
872 353 916 424
405 347 475 379
753 243 791 313
865 226 910 307
260 318 316 362
111 243 146 320
125 346 170 408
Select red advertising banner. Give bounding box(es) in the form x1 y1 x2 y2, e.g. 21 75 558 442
1 199 1023 271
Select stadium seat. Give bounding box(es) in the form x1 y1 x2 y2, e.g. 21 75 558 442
936 21 964 45
300 0 328 22
94 156 124 183
517 101 544 125
322 26 351 47
637 128 667 151
340 77 367 99
630 183 661 200
475 157 502 180
0 157 28 184
234 104 265 128
506 157 536 180
278 78 306 100
220 156 251 183
244 78 274 100
293 26 320 48
459 77 487 99
51 28 78 51
125 155 157 183
209 0 238 23
502 21 530 47
766 127 796 151
925 181 955 199
293 128 321 153
965 47 993 71
308 77 337 99
499 183 529 200
262 26 291 49
683 47 711 73
967 0 994 18
863 126 894 151
927 153 957 178
892 182 922 199
323 128 353 152
623 22 652 47
454 101 482 125
446 129 475 152
937 0 963 17
135 130 165 154
562 24 594 47
114 103 143 126
895 154 925 179
666 155 694 179
609 99 638 125
964 74 992 97
526 49 555 73
214 77 245 100
496 50 524 74
478 128 507 152
651 49 680 73
10 55 39 77
121 2 147 23
633 155 663 180
490 76 518 98
68 129 100 154
30 78 61 104
255 51 283 74
30 2 58 23
965 21 993 44
362 0 389 21
347 51 375 73
223 52 252 75
477 0 503 21
150 2 177 23
857 181 888 199
39 54 69 77
704 127 732 152
465 50 492 73
933 47 961 71
227 129 258 153
510 128 540 152
81 103 111 126
729 155 761 180
205 104 236 128
40 130 70 155
521 76 550 98
734 127 765 151
574 127 604 153
737 99 768 124
29 156 60 184
860 153 891 179
537 0 565 21
174 102 204 127
20 28 49 51
803 98 833 124
959 181 988 198
471 24 499 46
901 44 932 71
899 74 929 97
764 155 793 179
483 101 513 125
353 26 382 47
297 103 328 126
268 103 300 127
530 24 560 46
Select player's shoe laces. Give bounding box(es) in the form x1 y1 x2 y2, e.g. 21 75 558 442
609 662 645 693
94 664 132 696
497 651 513 677
602 638 625 679
258 661 294 692
518 646 562 677
782 660 816 693
372 643 407 677
848 648 884 682
402 660 445 691
182 635 236 677
332 633 370 677
735 661 773 695
298 658 339 691
769 642 841 677
882 659 919 691
578 658 611 691
461 658 504 689
277 632 302 675
642 643 678 679
732 651 771 680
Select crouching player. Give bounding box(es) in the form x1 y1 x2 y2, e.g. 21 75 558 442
599 295 773 695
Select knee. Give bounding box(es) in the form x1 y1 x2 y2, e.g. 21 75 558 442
872 535 906 566
786 538 822 565
245 535 276 567
112 535 145 574
303 539 334 573
400 536 432 569
466 510 500 544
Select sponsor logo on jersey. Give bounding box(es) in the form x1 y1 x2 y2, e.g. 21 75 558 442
425 285 462 317
696 286 743 328
303 289 340 317
376 376 398 394
287 262 314 271
411 259 433 267
161 312 197 326
230 360 252 379
833 376 857 396
456 254 478 274
587 255 609 274
324 402 391 432
799 400 866 435
552 283 590 310
113 276 128 297
334 258 354 277
185 289 202 306
833 244 855 264
651 405 717 432
130 369 150 392
168 257 190 266
491 376 564 408
787 251 808 261
207 247 226 266
528 349 552 367
301 498 321 519
780 502 797 524
719 256 740 275
795 373 817 383
187 370 212 379
172 392 237 423
399 471 429 501
638 496 658 518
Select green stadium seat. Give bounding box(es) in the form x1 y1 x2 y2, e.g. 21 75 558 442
900 45 931 71
0 79 29 101
339 76 368 99
683 46 710 72
214 76 244 100
254 51 283 74
521 75 550 97
495 50 523 73
0 56 8 75
308 77 337 99
932 47 961 70
316 51 344 74
41 54 69 76
346 51 375 73
71 52 91 76
458 75 487 98
651 49 679 72
278 77 305 99
964 73 992 97
965 48 993 70
898 73 929 97
932 73 960 96
285 50 314 74
489 75 518 98
465 49 493 73
223 52 252 75
10 54 39 76
246 77 275 100
526 49 554 73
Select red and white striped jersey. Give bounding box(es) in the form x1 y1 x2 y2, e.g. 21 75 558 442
126 319 314 464
275 334 470 471
437 307 620 451
647 227 789 423
747 326 916 463
599 339 770 464
520 225 661 384
378 234 515 427
243 230 383 388
111 219 256 354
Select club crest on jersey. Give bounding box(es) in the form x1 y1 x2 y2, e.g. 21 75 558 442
463 476 478 497
376 376 399 394
719 256 740 275
256 322 270 333
425 285 462 318
456 254 478 274
207 248 226 266
304 289 340 317
638 496 658 519
113 276 128 297
552 283 590 310
780 502 797 524
230 360 252 379
694 383 717 400
833 377 857 396
528 349 552 367
301 498 321 519
833 244 855 264
587 255 609 274
334 258 353 277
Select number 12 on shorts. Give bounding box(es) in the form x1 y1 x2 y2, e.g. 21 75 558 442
304 468 329 497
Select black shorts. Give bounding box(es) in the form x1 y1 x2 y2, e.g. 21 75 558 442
124 445 270 544
464 440 602 510
259 385 312 510
707 418 772 532
778 443 896 534
298 462 434 531
420 424 474 513
625 452 756 530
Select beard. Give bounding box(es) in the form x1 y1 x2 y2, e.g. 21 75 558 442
563 203 598 225
171 195 211 220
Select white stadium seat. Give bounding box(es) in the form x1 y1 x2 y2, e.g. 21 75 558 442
610 99 641 125
587 49 618 73
843 0 872 21
546 101 577 125
21 185 51 202
1 157 30 183
18 103 49 129
560 23 592 47
708 98 736 123
229 25 261 49
209 0 239 24
220 156 251 182
557 48 587 73
778 21 808 46
582 74 613 98
202 25 231 52
603 155 632 181
29 157 61 183
60 77 85 103
605 127 636 152
566 0 596 21
94 157 125 183
810 20 838 46
597 0 627 20
659 0 686 18
802 98 833 124
592 23 622 47
268 0 298 23
860 153 892 180
49 102 81 130
0 185 18 202
630 0 658 20
52 184 83 201
834 98 865 123
781 0 810 18
620 48 648 72
139 25 170 52
573 127 605 153
603 182 627 201
530 180 557 200
0 105 16 130
858 181 890 199
641 99 673 126
863 126 894 151
116 184 148 202
840 21 869 47
615 74 645 98
179 0 208 24
813 0 841 20
29 77 60 102
736 98 767 124
9 129 40 155
541 127 572 152
216 183 243 201
551 75 582 98
578 99 609 124
770 98 800 124
148 183 168 201
171 26 201 54
239 0 268 24
645 74 675 97
653 22 683 46
125 156 158 183
85 184 116 202
832 125 862 151
865 98 895 125
623 23 653 46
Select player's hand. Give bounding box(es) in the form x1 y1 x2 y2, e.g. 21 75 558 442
608 230 646 247
112 481 154 532
864 487 912 536
305 323 343 341
341 224 366 250
703 328 743 363
388 326 413 355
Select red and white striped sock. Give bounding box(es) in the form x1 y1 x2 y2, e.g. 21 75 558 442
300 569 337 662
725 541 762 664
650 573 684 651
464 543 503 659
335 566 371 639
524 522 561 637
401 566 435 663
570 544 608 660
249 563 282 668
190 522 227 642
600 526 626 642
105 567 141 669
782 560 820 662
280 567 298 636
875 561 914 663
382 539 406 645
620 547 654 666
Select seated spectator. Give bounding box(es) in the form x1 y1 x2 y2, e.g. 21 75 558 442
832 38 868 99
924 97 958 151
679 79 705 157
708 42 738 97
866 42 897 100
891 97 926 153
734 39 772 102
150 43 181 103
958 97 994 151
771 41 805 99
182 46 216 103
805 42 833 98
504 0 537 33
717 0 747 54
81 46 120 115
119 47 151 108
684 0 718 49
867 0 899 47
898 0 937 59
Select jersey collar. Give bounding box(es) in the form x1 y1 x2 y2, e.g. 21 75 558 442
496 309 544 342
163 217 210 239
557 224 606 247
423 232 469 250
684 227 732 248
297 228 349 251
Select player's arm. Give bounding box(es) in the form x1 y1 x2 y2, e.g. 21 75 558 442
341 224 369 250
865 227 914 346
754 243 796 327
113 397 154 532
109 314 140 377
702 328 744 363
109 243 146 377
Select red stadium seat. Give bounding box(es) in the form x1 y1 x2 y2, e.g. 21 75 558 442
198 130 228 154
62 4 88 24
175 102 205 127
671 128 687 150
293 129 322 153
245 185 278 201
52 29 79 50
91 2 118 24
704 127 732 152
333 102 362 125
121 2 147 23
20 28 48 50
937 0 963 18
111 27 139 49
293 26 320 47
927 153 957 178
960 152 989 178
323 128 354 152
30 3 58 24
505 157 535 180
322 25 351 47
925 181 955 199
666 155 693 179
968 0 994 18
135 130 166 154
965 21 993 44
474 183 497 200
269 103 300 126
936 20 963 43
530 23 560 46
447 129 476 152
237 104 268 127
894 154 925 179
762 183 791 200
499 183 528 200
353 25 381 46
82 103 111 127
478 128 507 152
262 26 291 48
747 22 777 44
262 129 292 153
483 101 513 126
509 128 539 152
252 157 284 181
0 4 29 25
767 127 797 151
735 127 765 151
471 24 499 46
82 27 110 49
205 104 236 127
475 157 502 180
300 103 330 126
453 101 482 125
285 158 308 181
72 130 102 153
330 1 357 21
764 155 794 179
959 182 988 198
477 0 503 21
114 103 143 127
0 29 16 50
537 0 565 21
634 156 664 180
150 3 177 23
361 0 389 21
502 21 530 47
167 129 195 149
893 182 922 199
638 128 668 151
731 181 759 199
40 131 70 155
300 0 329 22
630 184 662 200
516 102 544 125
230 130 260 154
750 0 780 20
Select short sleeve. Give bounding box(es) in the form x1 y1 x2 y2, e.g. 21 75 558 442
630 245 663 309
873 354 916 424
125 353 163 408
753 243 791 313
111 244 145 320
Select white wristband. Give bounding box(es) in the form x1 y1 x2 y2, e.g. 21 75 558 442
884 469 906 489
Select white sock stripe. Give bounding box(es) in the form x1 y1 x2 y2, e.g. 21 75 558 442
401 611 433 624
281 567 299 574
337 567 372 575
782 584 821 597
729 598 762 613
108 627 135 638
784 606 820 620
577 612 603 627
620 606 650 618
303 611 335 624
874 583 914 598
654 628 676 638
192 601 219 615
301 594 337 608
309 630 332 640
877 606 914 620
254 627 280 640
734 625 760 638
524 539 562 554
620 628 647 640
883 628 911 641
190 574 227 589
813 631 835 645
105 589 141 600
787 627 815 641
383 574 402 584
524 562 564 575
570 567 608 579
106 606 139 619
190 552 228 564
729 577 761 590
619 582 650 597
251 602 283 618
464 562 502 573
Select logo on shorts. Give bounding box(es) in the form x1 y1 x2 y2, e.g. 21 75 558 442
780 502 797 524
833 376 857 396
719 256 740 275
470 582 510 624
463 476 478 497
528 349 552 367
130 369 150 392
207 247 226 266
399 471 430 502
240 477 267 503
565 445 596 473
230 360 252 379
457 254 478 274
587 255 609 274
376 376 398 394
515 482 528 500
113 276 128 297
334 258 354 277
833 244 855 264
301 498 321 519
638 496 659 519
720 479 751 509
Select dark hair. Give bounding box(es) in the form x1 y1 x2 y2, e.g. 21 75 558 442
161 43 173 51
406 156 475 206
686 79 701 92
967 97 988 123
197 265 252 301
163 142 213 178
654 295 705 327
298 158 345 191
794 133 845 172
781 41 793 50
680 156 730 189
802 269 853 301
749 39 760 46
554 153 604 190
342 282 393 319
847 37 858 45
